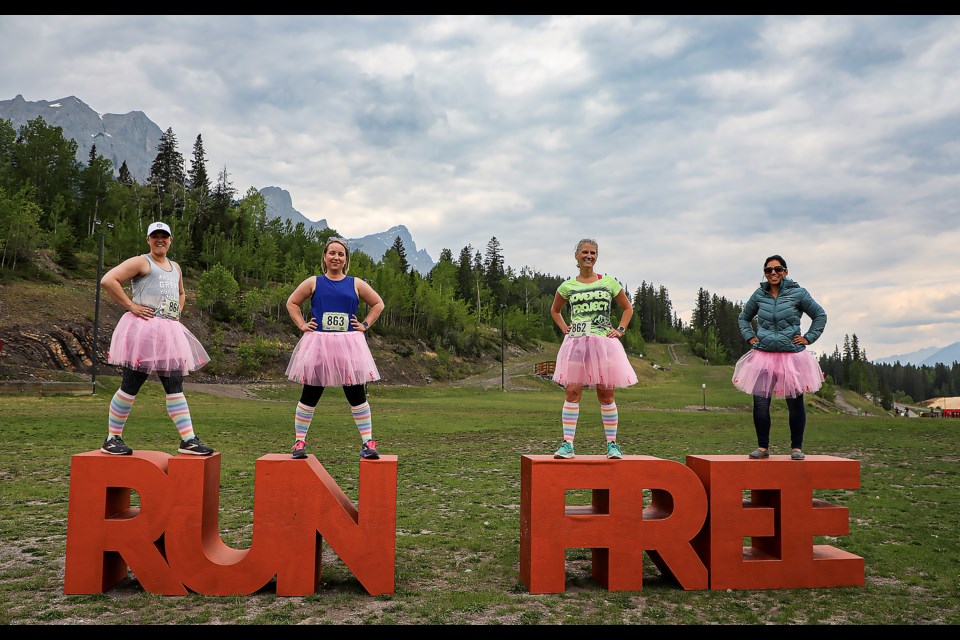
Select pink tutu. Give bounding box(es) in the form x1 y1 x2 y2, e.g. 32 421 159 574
732 349 825 398
552 334 638 389
107 312 209 375
286 331 381 387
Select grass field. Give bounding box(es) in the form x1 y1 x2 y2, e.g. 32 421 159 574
0 343 956 625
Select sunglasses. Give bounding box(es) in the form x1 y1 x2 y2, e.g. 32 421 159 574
763 266 786 275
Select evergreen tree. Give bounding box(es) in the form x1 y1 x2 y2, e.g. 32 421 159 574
634 282 651 339
187 134 211 197
147 127 186 219
484 236 505 305
185 134 214 264
691 287 710 335
211 165 236 234
387 235 409 273
472 249 487 321
117 161 134 186
455 244 474 302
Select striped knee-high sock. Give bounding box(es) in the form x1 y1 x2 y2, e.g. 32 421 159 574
165 393 196 441
561 401 579 442
294 402 316 441
600 402 618 442
351 402 373 443
108 389 136 437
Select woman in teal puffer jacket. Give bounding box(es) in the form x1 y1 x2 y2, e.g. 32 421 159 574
733 254 826 461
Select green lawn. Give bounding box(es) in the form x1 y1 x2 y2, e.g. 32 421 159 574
0 345 956 625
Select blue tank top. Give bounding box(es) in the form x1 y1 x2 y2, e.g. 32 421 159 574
311 275 358 332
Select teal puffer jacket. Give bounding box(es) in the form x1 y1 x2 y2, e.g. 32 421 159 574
738 277 827 353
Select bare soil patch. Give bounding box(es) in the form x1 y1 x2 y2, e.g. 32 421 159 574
0 270 537 391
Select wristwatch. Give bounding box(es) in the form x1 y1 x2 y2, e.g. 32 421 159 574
617 326 626 333
361 321 369 328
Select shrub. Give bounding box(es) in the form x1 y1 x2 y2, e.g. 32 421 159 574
235 336 280 375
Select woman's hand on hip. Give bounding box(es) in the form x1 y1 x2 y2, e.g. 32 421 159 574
129 304 155 319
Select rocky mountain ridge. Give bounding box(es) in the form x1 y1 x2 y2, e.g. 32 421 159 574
0 94 162 182
259 186 435 273
0 94 436 273
873 342 960 367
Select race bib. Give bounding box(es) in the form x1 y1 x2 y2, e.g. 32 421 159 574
321 311 350 332
569 320 591 337
155 297 180 320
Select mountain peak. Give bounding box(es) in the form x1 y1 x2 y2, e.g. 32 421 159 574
0 94 435 273
259 186 327 232
346 225 434 275
874 342 960 367
0 94 163 182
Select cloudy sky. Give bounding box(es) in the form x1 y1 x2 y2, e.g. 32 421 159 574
2 15 959 360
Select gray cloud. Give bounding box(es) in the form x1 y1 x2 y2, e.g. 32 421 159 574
2 15 958 358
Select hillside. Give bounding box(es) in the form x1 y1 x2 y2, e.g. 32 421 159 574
0 250 536 387
1 251 885 418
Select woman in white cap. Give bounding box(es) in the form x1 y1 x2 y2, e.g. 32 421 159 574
98 221 214 456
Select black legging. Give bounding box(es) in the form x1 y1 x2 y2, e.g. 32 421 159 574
299 383 367 408
120 367 183 396
753 394 806 450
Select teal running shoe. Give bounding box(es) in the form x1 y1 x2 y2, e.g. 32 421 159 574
554 441 575 459
606 441 623 459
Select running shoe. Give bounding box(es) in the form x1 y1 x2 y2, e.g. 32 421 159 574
101 435 132 455
554 441 575 459
178 437 214 456
291 439 307 459
606 441 623 459
361 439 380 460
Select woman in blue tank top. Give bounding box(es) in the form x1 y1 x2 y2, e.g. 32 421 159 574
284 237 385 460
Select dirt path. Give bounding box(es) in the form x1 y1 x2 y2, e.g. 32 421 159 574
833 392 859 415
454 352 552 390
183 383 267 400
668 343 685 365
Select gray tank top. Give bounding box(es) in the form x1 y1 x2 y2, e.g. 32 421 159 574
131 254 181 319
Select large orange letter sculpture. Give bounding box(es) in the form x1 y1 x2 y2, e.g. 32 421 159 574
64 451 397 596
520 454 863 593
520 455 709 593
65 449 862 596
687 454 864 590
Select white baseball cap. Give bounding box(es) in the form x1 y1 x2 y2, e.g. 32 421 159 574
147 221 172 237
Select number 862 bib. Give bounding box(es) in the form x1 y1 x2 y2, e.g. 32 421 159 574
568 320 591 337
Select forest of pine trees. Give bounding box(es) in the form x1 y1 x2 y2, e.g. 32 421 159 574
0 116 628 359
2 115 957 401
